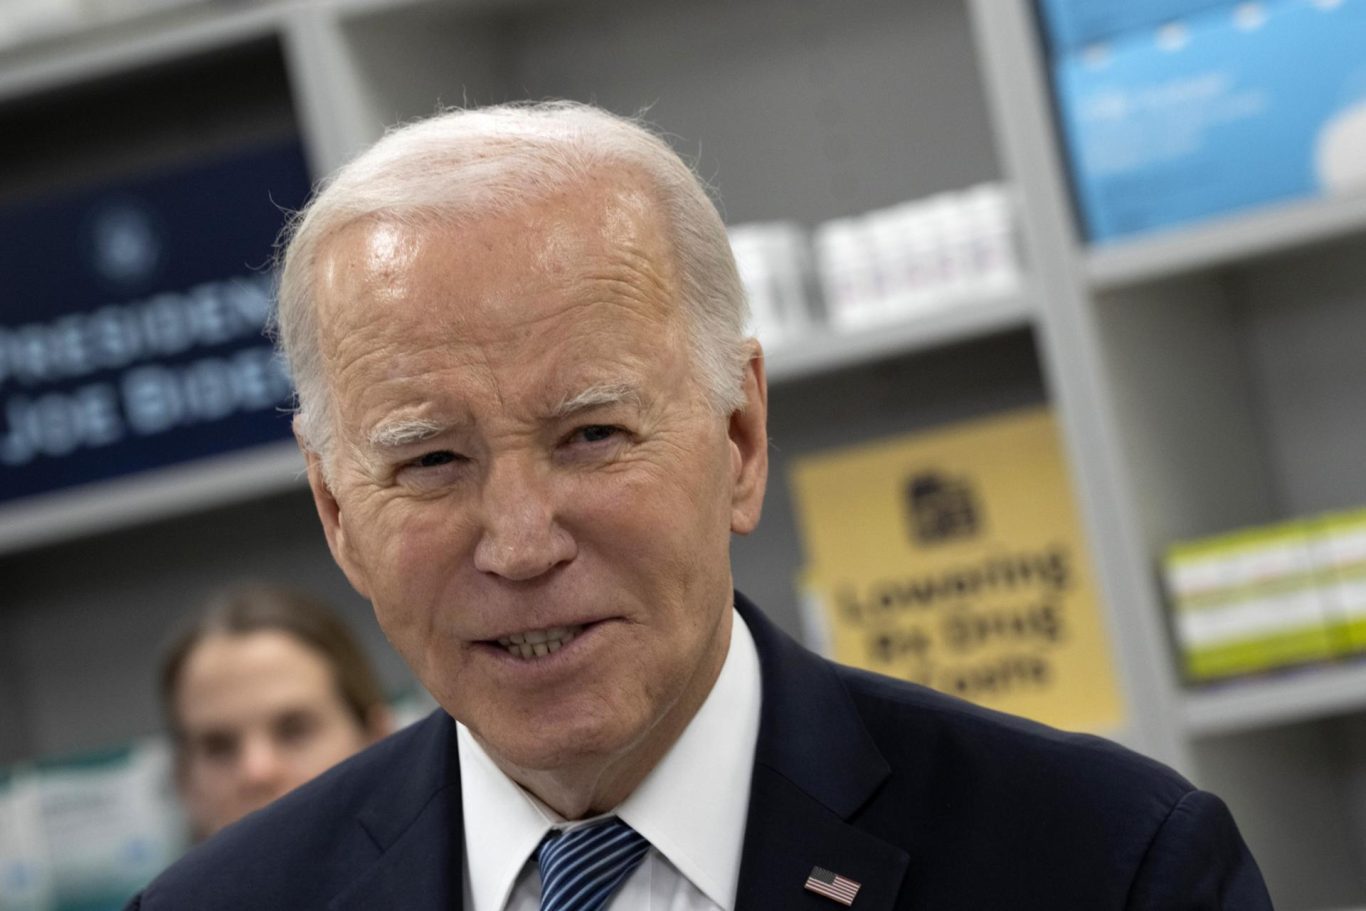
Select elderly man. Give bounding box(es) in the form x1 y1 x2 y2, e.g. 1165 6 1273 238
127 102 1271 910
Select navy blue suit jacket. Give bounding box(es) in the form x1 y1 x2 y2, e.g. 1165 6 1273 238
127 593 1272 909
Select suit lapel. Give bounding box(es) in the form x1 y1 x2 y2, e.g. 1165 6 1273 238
735 594 910 911
737 770 909 910
329 712 466 911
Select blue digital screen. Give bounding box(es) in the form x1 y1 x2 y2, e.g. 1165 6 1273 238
0 139 313 505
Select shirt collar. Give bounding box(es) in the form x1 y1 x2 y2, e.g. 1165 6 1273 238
457 722 552 911
458 606 763 911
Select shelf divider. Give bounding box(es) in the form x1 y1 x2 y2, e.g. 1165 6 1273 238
1088 191 1366 291
0 440 305 557
1182 660 1366 738
764 290 1035 386
0 2 286 103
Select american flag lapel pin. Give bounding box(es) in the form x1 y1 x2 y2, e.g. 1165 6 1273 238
804 865 861 906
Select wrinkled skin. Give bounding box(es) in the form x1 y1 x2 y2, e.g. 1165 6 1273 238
302 172 768 818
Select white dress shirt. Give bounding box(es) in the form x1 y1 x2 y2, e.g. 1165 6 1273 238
458 607 763 911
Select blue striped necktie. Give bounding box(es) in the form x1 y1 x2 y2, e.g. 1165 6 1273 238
536 817 650 911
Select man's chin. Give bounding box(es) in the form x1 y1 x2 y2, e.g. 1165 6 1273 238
472 720 631 779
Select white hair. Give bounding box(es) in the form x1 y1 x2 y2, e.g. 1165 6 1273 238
272 101 751 472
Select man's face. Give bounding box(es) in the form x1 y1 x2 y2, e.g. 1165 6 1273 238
304 176 767 786
174 631 374 838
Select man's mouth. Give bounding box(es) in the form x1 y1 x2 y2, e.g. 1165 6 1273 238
496 625 585 659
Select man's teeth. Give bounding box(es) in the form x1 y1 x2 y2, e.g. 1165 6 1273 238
497 625 583 659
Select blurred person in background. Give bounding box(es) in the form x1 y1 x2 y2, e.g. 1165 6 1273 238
160 585 392 840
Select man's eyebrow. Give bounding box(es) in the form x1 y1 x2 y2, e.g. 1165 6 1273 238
364 387 639 448
367 418 453 450
550 383 643 419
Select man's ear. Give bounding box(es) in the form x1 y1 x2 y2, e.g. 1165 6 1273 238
295 416 371 600
728 340 769 536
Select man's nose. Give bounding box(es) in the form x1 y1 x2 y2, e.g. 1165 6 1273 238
473 454 576 580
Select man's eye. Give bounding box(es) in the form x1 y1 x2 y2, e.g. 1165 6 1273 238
414 450 459 468
574 425 621 444
396 449 468 489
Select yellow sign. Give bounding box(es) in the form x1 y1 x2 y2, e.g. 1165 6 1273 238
789 406 1125 733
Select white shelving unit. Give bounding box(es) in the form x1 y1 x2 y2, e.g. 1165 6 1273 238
0 441 304 557
1 0 1361 907
1183 660 1366 738
973 3 1366 908
0 2 285 102
764 291 1035 385
1088 190 1366 290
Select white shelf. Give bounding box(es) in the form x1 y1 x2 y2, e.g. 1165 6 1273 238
327 0 563 20
764 290 1035 386
0 439 305 556
0 1 285 101
1182 659 1366 738
1087 190 1366 291
327 0 435 17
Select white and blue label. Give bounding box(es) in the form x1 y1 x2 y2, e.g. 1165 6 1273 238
0 140 311 504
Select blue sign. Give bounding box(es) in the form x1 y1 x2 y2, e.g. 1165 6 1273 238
0 139 312 505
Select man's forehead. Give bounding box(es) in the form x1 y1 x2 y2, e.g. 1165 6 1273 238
318 182 678 338
319 169 669 277
346 220 422 280
308 168 692 442
315 190 678 352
